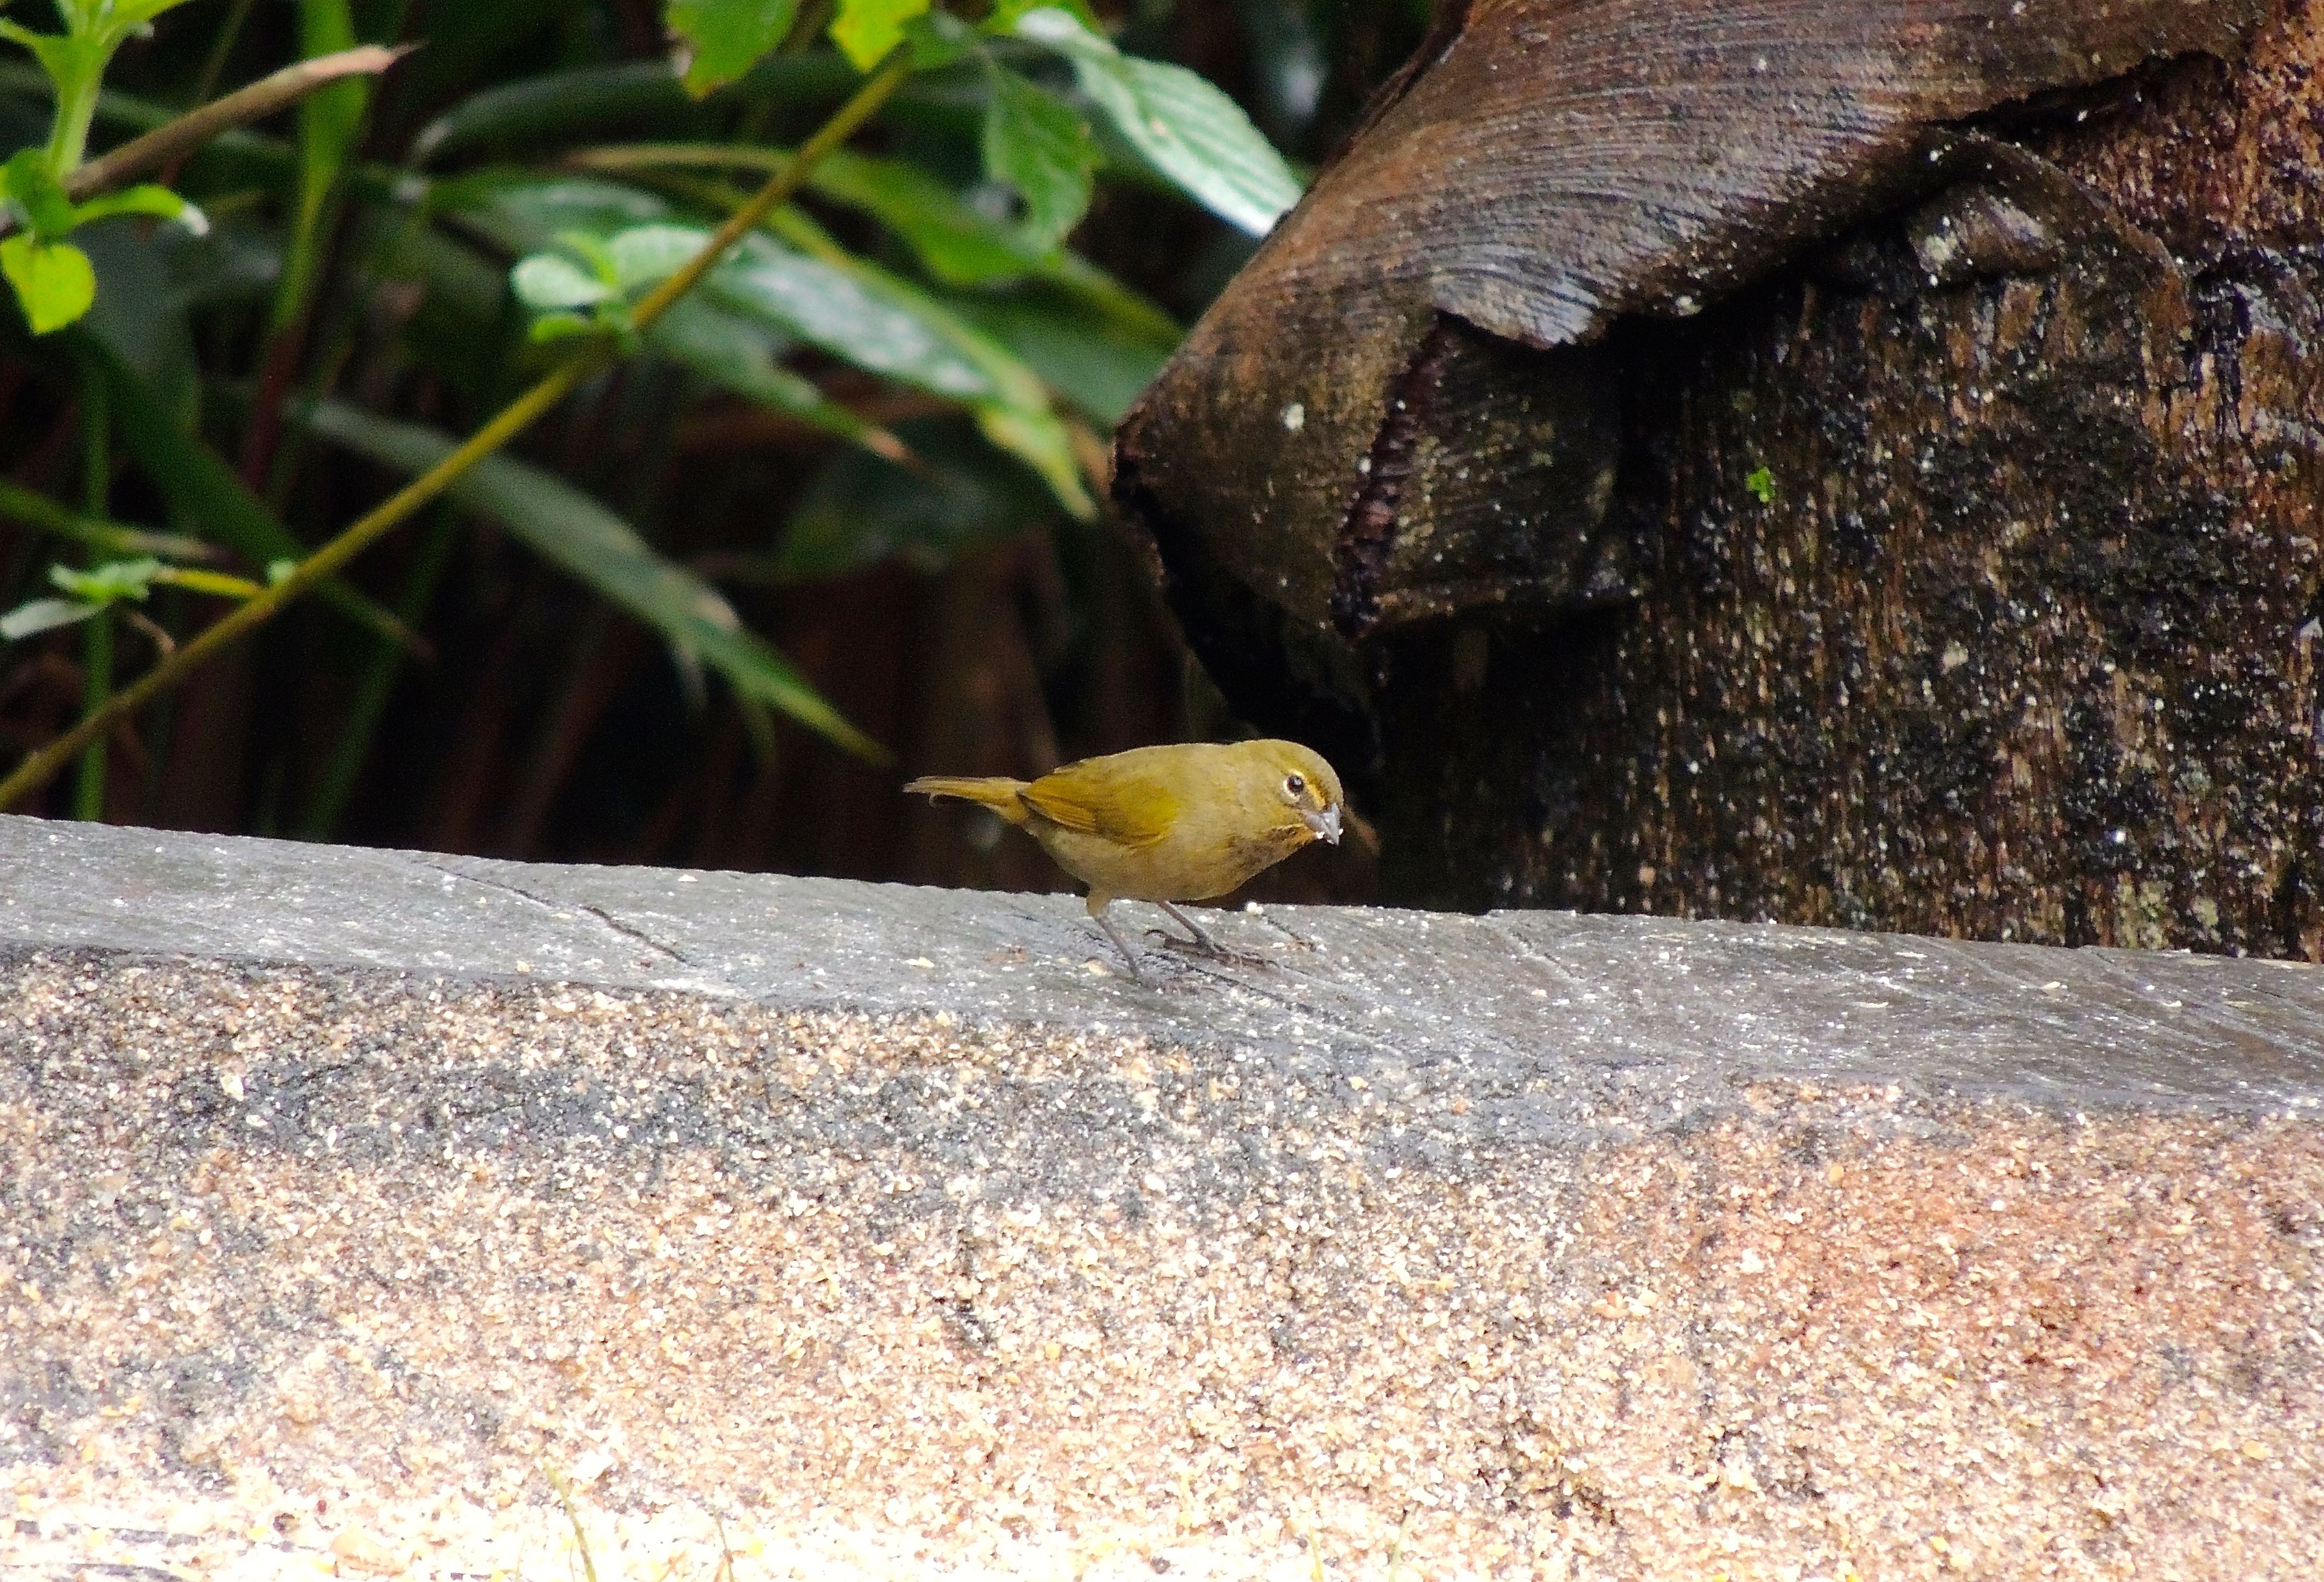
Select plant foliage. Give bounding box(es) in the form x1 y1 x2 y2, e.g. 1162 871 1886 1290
0 0 1349 850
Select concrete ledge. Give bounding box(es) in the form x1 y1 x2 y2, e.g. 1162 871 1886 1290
3 814 2321 1579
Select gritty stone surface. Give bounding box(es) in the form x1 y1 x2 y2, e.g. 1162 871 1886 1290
8 814 2324 1115
3 816 2323 1578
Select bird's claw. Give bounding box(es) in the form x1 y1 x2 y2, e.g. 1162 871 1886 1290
1146 928 1269 967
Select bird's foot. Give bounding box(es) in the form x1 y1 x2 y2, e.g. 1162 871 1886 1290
1146 927 1269 967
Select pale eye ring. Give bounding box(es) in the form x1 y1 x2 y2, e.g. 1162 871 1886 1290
1284 772 1306 796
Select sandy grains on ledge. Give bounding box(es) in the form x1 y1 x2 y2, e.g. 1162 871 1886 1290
4 952 2321 1579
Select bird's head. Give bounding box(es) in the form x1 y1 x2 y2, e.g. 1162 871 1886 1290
1252 739 1345 846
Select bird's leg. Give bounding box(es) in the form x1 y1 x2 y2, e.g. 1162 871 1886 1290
1151 902 1267 965
1153 901 1218 951
1088 900 1148 984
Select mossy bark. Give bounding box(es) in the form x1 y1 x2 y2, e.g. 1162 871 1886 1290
1119 0 2323 959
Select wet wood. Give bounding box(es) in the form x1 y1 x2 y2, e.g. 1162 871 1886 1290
1115 0 2322 958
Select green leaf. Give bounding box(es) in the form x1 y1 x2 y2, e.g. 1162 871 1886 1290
898 9 973 68
283 0 371 324
527 311 603 343
710 227 998 400
556 150 1179 334
298 0 365 172
75 219 199 437
981 68 1097 250
829 0 927 72
0 597 101 641
490 188 904 459
606 222 710 292
971 401 1088 519
1012 7 1303 235
410 55 861 167
668 0 802 98
810 149 1036 284
780 418 1059 578
510 252 613 311
50 558 160 603
413 61 690 165
0 477 215 563
2 148 75 237
946 288 1170 425
69 183 205 232
0 234 95 334
450 175 678 256
551 228 623 286
979 0 1103 34
456 179 1092 513
0 25 100 112
740 216 1091 514
296 399 887 761
101 0 203 27
649 294 909 461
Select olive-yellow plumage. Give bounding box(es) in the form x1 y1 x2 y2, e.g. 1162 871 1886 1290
905 739 1344 978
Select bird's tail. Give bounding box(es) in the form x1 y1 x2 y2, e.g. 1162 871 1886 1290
903 775 1031 827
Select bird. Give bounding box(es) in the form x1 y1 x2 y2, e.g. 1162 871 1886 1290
905 739 1345 980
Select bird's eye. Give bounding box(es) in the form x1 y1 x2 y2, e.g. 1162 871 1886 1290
1284 773 1306 796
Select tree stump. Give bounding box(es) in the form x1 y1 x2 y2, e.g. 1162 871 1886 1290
1114 0 2322 959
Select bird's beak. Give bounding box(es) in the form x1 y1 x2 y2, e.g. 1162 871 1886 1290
1303 804 1343 845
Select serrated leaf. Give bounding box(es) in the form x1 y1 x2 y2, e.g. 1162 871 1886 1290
297 399 886 761
981 68 1097 249
828 0 927 72
0 596 101 641
668 0 802 97
1014 6 1303 235
0 235 94 334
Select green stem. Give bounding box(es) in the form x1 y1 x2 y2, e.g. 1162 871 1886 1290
47 59 104 177
0 52 914 815
0 478 216 562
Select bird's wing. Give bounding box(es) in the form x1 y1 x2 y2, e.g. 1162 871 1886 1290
1018 758 1178 850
